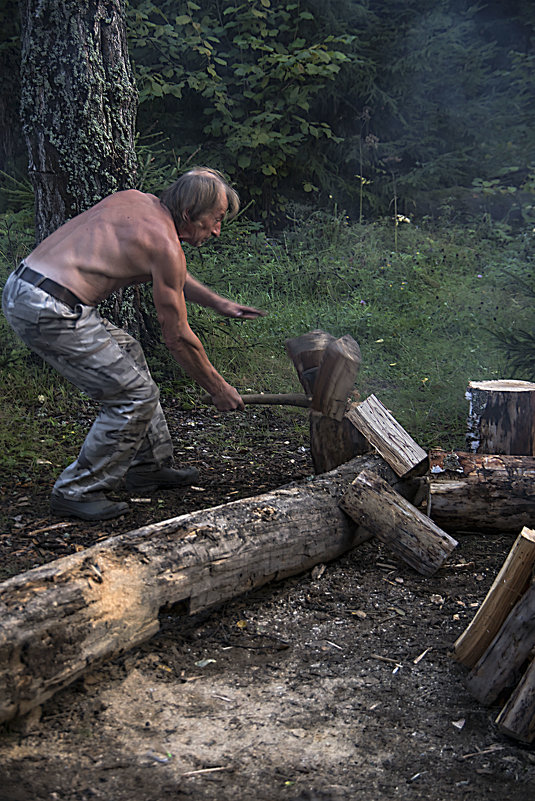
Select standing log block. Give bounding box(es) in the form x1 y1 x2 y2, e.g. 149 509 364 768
0 453 399 724
285 330 335 394
465 580 535 705
426 451 535 533
340 469 458 576
310 335 362 420
309 410 370 474
453 527 535 668
466 379 535 455
495 654 535 743
346 395 429 477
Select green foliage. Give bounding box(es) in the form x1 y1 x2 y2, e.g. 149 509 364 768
127 0 365 217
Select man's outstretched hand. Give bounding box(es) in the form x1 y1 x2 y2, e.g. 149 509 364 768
216 299 267 319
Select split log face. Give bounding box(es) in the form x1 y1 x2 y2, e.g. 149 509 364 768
0 453 398 724
427 450 535 533
340 469 458 576
495 655 535 743
465 580 535 705
466 379 535 455
453 527 535 668
310 335 362 420
346 395 428 477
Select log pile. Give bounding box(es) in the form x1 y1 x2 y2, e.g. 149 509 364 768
452 527 535 743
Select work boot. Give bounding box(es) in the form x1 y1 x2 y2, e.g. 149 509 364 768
125 465 200 492
50 491 130 521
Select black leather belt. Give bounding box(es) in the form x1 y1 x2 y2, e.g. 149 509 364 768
15 263 85 310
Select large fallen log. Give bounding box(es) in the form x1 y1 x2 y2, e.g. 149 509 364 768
426 450 535 532
0 453 399 724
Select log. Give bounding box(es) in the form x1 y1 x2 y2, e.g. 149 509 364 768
346 395 429 477
309 410 371 474
426 451 535 533
340 469 458 576
285 330 335 394
0 453 399 724
465 580 535 705
466 379 535 455
310 335 362 420
453 527 535 668
495 654 535 743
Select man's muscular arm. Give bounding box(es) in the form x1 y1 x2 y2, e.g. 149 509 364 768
184 273 266 319
152 245 244 411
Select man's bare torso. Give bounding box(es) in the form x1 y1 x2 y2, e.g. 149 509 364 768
25 190 180 306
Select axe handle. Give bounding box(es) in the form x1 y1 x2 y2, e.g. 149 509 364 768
201 392 311 408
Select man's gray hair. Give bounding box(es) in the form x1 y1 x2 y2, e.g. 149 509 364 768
160 167 239 230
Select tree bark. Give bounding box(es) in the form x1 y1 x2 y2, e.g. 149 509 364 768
0 453 398 724
20 0 138 243
495 655 535 744
309 410 371 474
346 395 429 477
465 380 535 456
465 580 535 705
453 527 535 668
340 469 458 576
426 452 535 533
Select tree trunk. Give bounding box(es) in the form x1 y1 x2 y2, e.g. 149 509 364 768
465 380 535 455
19 0 138 243
0 453 398 724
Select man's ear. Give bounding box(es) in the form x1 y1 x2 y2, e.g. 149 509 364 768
182 209 190 221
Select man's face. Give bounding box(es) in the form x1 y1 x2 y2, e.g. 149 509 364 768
179 188 228 247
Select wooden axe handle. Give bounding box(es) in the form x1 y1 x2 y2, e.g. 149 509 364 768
201 392 311 408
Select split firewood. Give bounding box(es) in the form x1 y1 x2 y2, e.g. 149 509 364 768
495 654 535 743
465 579 535 705
453 527 535 668
285 330 336 394
340 469 458 576
426 450 535 533
0 452 401 724
310 335 362 420
466 379 535 455
346 395 428 477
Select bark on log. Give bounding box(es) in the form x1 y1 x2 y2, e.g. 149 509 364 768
309 410 371 474
0 453 398 724
285 330 335 394
495 655 535 744
465 580 535 705
340 469 458 576
310 335 362 420
426 451 535 533
346 395 429 477
466 379 535 455
453 527 535 668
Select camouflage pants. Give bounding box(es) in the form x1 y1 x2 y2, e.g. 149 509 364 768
2 271 173 500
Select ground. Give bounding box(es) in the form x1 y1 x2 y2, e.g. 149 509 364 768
0 404 534 801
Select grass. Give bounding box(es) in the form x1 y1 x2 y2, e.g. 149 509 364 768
1 202 534 482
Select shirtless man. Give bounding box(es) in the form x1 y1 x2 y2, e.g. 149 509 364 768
2 168 264 521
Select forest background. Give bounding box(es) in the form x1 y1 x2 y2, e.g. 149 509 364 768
0 0 535 479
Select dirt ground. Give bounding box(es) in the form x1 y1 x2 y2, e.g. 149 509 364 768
1 405 534 801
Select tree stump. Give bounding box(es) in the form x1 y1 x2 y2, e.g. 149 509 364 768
310 335 362 420
309 410 370 474
466 379 535 455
